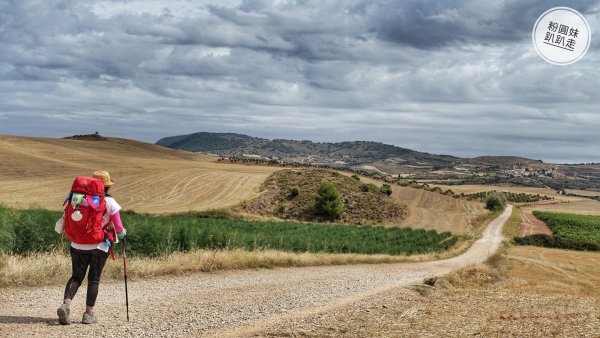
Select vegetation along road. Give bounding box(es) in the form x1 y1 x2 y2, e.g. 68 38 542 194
0 206 512 337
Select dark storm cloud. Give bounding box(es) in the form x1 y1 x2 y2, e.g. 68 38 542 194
0 0 600 162
373 0 600 49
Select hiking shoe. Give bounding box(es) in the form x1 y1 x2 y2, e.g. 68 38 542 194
57 304 71 325
81 311 98 324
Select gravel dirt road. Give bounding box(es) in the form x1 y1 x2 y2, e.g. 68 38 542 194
0 206 512 337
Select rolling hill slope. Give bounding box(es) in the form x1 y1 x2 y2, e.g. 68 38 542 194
1 134 485 234
0 135 279 213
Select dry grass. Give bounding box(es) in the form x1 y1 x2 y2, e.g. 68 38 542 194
502 204 521 239
0 248 471 288
257 246 600 337
0 135 279 214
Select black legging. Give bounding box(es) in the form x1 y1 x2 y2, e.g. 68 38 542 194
63 247 109 307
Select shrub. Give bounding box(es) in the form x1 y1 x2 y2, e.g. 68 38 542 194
485 192 507 211
423 276 437 286
277 204 287 213
314 183 344 219
380 184 393 196
360 183 380 193
351 174 360 181
361 183 392 196
290 187 300 198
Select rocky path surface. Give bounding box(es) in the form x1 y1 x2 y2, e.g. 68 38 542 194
0 206 512 338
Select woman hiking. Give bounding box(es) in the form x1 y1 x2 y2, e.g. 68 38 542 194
57 170 127 325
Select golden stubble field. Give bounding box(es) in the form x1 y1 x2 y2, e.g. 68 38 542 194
0 135 279 213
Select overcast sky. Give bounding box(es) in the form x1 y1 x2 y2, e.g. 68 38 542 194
1 0 600 162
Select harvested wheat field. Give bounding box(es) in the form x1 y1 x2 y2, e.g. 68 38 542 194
523 199 600 216
391 187 486 235
0 135 279 213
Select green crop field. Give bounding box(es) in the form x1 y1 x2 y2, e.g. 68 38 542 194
0 206 458 256
532 211 600 245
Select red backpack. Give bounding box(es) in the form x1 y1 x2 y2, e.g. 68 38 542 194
63 176 107 244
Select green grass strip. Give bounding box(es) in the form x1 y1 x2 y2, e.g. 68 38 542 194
0 206 457 257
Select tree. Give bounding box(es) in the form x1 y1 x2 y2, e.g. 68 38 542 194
314 183 344 219
485 192 507 212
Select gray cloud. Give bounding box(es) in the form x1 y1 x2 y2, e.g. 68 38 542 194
1 0 600 162
373 0 600 49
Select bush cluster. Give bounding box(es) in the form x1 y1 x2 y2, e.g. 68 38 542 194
465 191 552 203
360 183 392 196
514 234 600 251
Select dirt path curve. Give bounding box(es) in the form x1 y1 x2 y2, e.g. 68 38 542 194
519 211 553 236
0 206 512 338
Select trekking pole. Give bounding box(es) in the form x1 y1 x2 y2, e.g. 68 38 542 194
122 237 130 322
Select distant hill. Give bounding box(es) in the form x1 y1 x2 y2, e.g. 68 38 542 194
156 132 600 190
467 156 545 168
156 132 461 173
